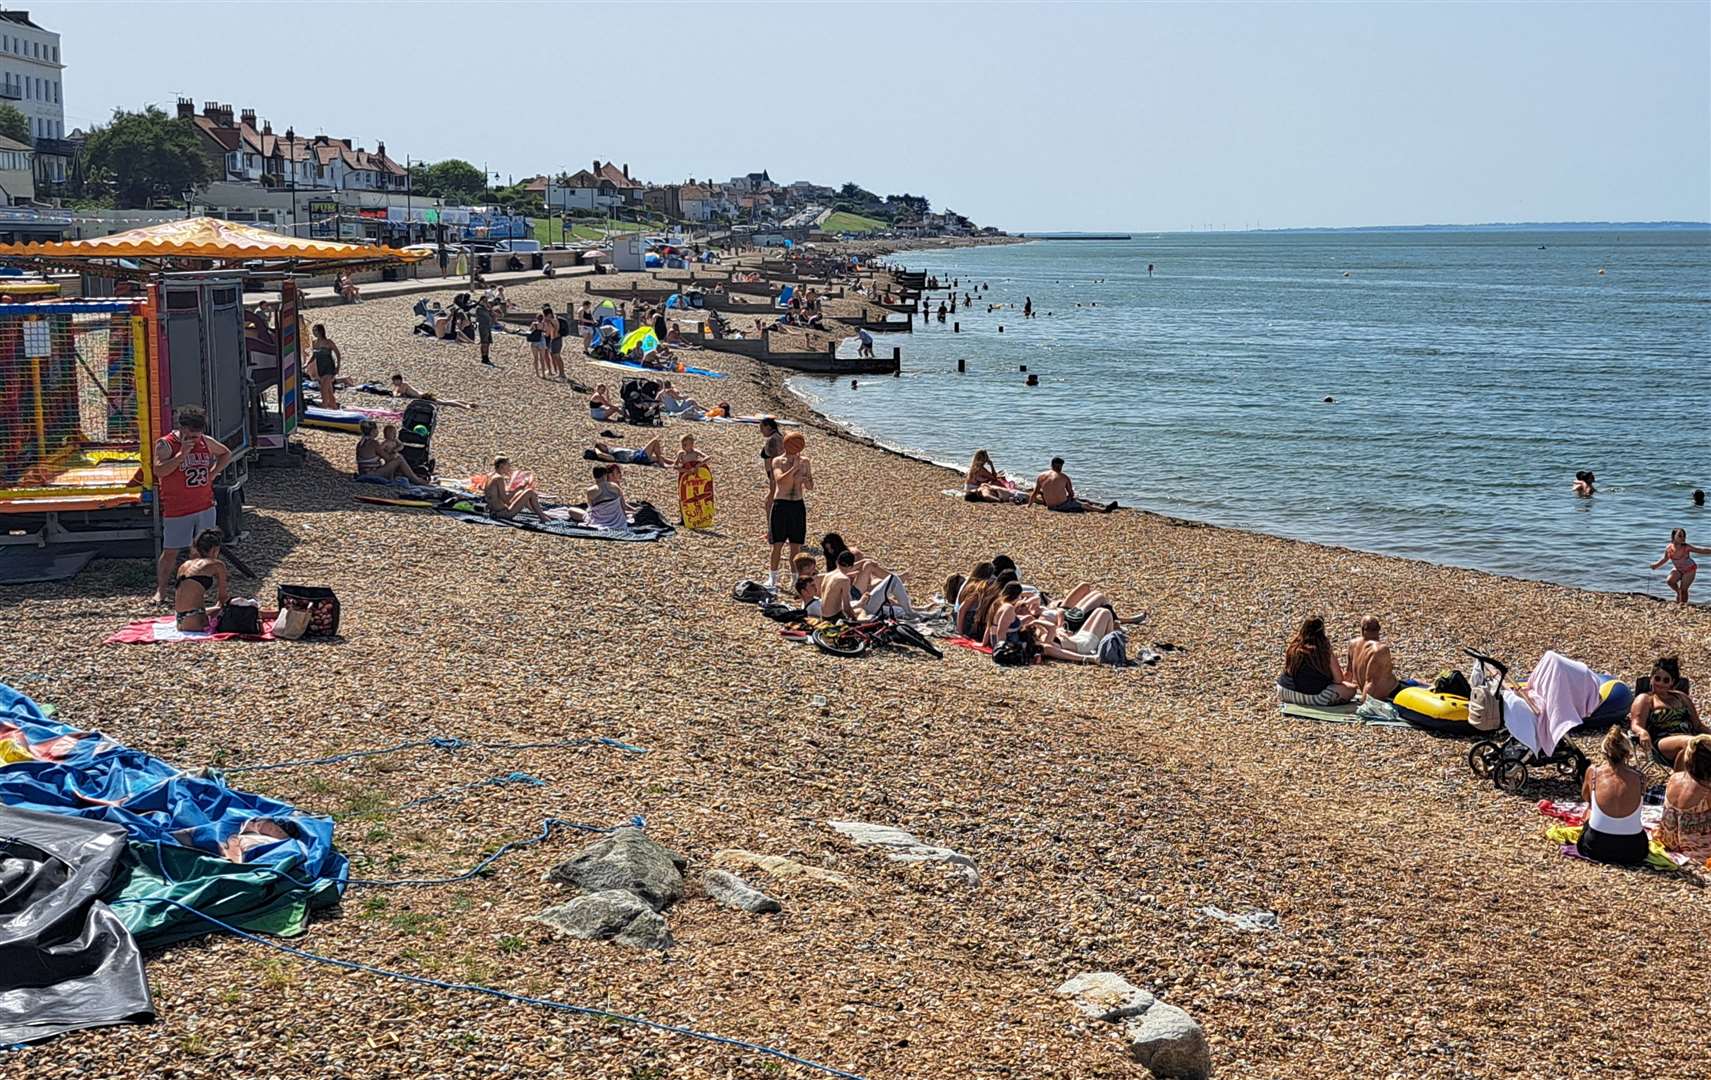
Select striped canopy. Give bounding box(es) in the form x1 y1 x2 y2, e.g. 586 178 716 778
0 217 429 263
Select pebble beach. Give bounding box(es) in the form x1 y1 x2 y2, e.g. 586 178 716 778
4 253 1708 1079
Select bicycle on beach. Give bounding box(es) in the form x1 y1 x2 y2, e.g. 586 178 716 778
804 618 943 660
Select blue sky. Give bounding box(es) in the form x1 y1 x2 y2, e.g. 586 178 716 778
42 1 1711 230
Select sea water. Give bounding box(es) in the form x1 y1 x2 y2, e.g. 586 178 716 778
791 229 1711 595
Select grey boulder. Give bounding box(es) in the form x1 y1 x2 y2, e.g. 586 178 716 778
1057 971 1210 1080
1124 1003 1211 1080
826 820 979 885
546 826 686 911
703 869 782 914
535 890 674 950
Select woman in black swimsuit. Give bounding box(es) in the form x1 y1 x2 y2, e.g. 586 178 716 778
173 529 230 631
309 324 341 409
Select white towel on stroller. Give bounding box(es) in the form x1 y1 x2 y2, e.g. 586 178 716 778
1505 650 1604 756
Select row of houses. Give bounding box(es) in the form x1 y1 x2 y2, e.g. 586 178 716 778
520 166 842 226
178 99 408 194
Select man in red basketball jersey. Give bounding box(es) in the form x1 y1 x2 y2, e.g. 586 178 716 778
152 406 232 602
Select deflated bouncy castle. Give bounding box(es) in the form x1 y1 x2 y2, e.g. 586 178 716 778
0 683 346 1044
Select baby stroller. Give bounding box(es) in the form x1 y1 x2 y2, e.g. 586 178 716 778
620 379 662 426
398 398 437 478
1465 649 1593 794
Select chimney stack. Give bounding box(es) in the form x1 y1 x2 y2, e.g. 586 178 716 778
622 163 630 179
240 108 256 128
262 120 272 135
377 141 385 158
176 97 194 120
592 159 600 174
217 104 234 127
202 101 220 120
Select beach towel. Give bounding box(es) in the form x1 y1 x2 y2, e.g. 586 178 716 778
945 635 992 655
588 358 725 379
702 414 800 427
1511 651 1603 757
105 612 279 645
1280 701 1409 727
1537 800 1695 874
437 508 674 543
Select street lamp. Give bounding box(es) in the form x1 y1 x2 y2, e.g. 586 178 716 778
286 126 297 235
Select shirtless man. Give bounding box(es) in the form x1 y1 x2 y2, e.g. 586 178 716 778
1029 457 1117 513
767 432 813 586
484 457 553 520
588 437 665 467
1345 616 1402 701
820 550 862 621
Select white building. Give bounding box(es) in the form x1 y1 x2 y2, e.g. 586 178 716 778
0 10 63 183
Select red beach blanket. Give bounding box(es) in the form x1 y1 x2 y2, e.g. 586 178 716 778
105 612 279 645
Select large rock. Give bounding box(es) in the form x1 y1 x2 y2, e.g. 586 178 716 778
711 849 853 889
703 869 782 914
1057 971 1156 1021
1124 1003 1210 1080
826 820 979 885
1057 971 1210 1080
546 826 685 911
535 890 674 950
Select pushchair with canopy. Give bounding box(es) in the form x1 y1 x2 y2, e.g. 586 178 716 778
1465 649 1623 793
619 379 662 426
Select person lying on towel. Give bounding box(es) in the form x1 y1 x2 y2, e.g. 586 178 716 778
391 374 475 409
586 438 667 467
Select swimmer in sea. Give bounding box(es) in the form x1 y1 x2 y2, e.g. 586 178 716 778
1652 527 1711 605
1573 470 1596 497
1694 489 1705 507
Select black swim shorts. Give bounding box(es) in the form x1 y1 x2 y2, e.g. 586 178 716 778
769 499 807 545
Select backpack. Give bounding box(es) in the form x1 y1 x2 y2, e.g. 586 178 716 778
629 501 668 529
992 641 1029 667
731 580 772 604
1096 629 1130 667
558 315 572 338
1433 669 1471 698
1467 664 1503 732
216 600 262 637
760 602 806 623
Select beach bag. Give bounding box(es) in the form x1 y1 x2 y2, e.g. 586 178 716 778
731 580 772 605
629 502 668 530
277 585 340 638
1096 629 1130 667
272 605 310 641
1357 697 1401 724
217 599 262 636
1433 669 1471 699
1060 607 1090 634
760 602 806 623
1467 665 1503 732
992 641 1028 667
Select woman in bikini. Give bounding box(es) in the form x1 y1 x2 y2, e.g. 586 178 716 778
588 384 617 421
1630 656 1706 766
964 449 1023 503
173 529 230 632
309 324 342 409
354 421 421 483
530 308 554 378
1651 527 1709 605
1659 734 1711 859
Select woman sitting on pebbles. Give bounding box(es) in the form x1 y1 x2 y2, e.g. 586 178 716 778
1575 728 1650 866
355 420 423 483
1277 616 1357 706
588 384 618 422
1659 735 1711 858
173 529 231 632
954 561 998 638
965 449 1026 503
792 552 825 616
1630 656 1705 765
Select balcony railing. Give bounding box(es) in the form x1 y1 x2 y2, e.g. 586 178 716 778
0 85 19 101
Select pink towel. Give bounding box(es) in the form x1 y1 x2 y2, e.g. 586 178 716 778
1517 651 1603 756
105 612 279 645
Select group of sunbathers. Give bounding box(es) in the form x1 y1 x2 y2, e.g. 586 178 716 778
788 533 921 622
964 450 1119 513
946 556 1145 663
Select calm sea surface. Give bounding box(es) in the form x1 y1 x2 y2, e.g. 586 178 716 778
791 230 1711 595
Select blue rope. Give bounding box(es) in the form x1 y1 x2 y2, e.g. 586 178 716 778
394 770 545 810
105 895 865 1080
225 734 646 774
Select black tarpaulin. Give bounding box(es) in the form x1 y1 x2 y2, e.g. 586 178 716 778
0 804 154 1044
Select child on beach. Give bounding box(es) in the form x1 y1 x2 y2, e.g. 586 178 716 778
1652 528 1710 604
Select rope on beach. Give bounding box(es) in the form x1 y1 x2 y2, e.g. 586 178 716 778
104 895 867 1080
393 769 546 810
225 733 648 774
